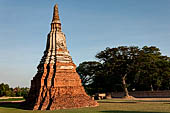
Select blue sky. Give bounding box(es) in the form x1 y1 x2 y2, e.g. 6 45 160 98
0 0 170 87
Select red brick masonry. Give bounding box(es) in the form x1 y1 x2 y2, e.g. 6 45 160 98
25 4 98 110
26 62 98 110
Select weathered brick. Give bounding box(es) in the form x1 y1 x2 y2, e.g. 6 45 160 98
25 4 98 110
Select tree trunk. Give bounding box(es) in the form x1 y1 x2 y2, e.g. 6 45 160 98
122 74 129 97
151 84 154 91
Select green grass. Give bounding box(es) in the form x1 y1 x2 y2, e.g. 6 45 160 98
0 98 25 102
0 99 170 113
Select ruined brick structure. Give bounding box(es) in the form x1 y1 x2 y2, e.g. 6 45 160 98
25 4 98 110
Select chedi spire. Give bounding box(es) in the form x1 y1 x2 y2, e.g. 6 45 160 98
51 4 61 32
52 4 60 22
25 4 98 110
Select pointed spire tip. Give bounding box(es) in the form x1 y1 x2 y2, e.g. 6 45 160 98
54 3 58 9
52 3 60 23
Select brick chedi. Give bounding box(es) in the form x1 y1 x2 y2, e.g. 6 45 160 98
25 4 98 110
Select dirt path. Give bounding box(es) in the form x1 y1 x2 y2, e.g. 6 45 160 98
0 97 23 99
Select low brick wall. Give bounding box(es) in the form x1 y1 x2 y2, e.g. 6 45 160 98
111 90 170 98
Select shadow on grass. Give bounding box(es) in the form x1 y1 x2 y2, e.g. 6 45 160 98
98 101 138 104
0 101 26 110
100 110 169 113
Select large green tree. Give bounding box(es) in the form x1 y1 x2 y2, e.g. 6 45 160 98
137 46 170 91
96 46 140 97
77 46 170 96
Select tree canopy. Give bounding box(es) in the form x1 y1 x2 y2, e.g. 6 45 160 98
76 46 170 96
0 83 29 98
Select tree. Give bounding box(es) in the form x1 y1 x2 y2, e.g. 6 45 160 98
76 61 102 94
136 46 170 91
0 83 10 97
160 57 170 90
21 87 29 99
76 61 101 86
0 83 30 97
77 46 170 96
96 46 140 98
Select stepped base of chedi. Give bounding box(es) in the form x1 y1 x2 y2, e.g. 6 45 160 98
25 4 98 110
26 63 98 110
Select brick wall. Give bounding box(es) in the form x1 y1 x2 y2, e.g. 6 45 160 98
111 90 170 98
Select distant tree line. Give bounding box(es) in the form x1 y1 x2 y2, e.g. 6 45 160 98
76 46 170 97
0 83 29 99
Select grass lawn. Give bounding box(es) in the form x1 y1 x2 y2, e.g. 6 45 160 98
0 98 170 113
0 98 25 102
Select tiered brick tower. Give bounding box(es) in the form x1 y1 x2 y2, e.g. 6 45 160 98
25 4 98 110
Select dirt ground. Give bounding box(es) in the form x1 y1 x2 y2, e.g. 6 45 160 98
0 97 23 99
